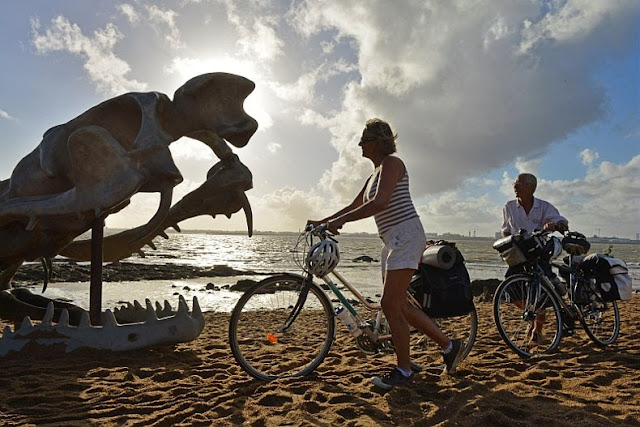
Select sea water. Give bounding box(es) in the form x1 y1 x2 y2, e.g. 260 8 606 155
39 232 639 313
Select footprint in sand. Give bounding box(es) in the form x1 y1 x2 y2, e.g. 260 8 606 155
256 393 293 407
301 400 324 414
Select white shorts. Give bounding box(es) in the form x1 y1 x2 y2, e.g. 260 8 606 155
380 217 426 275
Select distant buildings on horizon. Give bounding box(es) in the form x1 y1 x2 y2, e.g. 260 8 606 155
102 227 638 243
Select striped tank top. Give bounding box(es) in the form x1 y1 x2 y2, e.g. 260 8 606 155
363 165 419 235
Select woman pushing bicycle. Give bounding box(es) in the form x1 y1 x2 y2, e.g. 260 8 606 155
307 118 464 390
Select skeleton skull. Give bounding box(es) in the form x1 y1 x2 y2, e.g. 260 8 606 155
0 72 258 354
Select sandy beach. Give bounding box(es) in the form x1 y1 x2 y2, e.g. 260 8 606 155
0 295 638 426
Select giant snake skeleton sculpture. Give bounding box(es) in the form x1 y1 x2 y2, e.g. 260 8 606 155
0 72 258 355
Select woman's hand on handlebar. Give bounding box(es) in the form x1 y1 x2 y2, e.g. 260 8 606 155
324 220 343 235
306 219 343 235
306 219 323 229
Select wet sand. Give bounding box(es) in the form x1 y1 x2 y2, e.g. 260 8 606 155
0 297 638 426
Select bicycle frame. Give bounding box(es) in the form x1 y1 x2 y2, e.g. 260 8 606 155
493 229 621 359
303 225 478 351
229 226 479 380
521 256 588 330
320 270 392 344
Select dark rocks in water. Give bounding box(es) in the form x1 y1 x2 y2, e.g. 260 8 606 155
12 260 265 284
211 265 236 276
205 282 217 290
353 255 379 263
229 279 258 292
183 286 191 291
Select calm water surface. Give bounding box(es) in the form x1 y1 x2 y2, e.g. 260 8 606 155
43 232 639 312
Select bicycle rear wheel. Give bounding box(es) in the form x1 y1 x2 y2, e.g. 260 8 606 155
493 274 562 358
229 274 335 381
576 280 620 346
409 306 478 369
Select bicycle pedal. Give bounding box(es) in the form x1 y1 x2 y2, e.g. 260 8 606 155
563 329 575 337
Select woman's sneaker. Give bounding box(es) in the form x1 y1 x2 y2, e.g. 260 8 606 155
443 339 463 374
371 368 413 391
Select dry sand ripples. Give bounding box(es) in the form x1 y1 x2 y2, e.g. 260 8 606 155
0 297 638 426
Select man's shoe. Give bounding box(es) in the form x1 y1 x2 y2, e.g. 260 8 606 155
443 339 463 374
371 368 413 391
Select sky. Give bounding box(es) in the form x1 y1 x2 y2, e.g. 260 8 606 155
0 0 638 239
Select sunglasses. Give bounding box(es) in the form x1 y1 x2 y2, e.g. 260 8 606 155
359 136 378 146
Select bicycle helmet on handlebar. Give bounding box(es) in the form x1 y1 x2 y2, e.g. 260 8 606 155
306 239 340 278
541 236 563 261
561 232 591 255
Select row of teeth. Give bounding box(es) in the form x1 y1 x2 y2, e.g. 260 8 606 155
114 298 179 321
3 295 202 338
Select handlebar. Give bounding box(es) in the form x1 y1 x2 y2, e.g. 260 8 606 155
517 229 585 240
304 224 338 242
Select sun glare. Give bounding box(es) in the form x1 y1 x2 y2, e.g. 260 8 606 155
168 55 272 130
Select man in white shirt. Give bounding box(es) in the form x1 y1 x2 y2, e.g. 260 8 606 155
501 173 568 278
501 173 568 239
500 173 570 341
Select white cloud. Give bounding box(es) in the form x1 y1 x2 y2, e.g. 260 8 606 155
242 18 283 61
11 1 637 238
284 0 637 201
484 15 511 50
537 156 640 237
170 137 215 161
417 191 502 236
0 109 17 121
514 157 543 175
253 187 327 231
412 154 640 238
579 148 600 165
271 71 319 103
320 40 335 54
31 16 146 95
117 3 140 24
270 59 357 104
519 1 632 54
267 142 282 153
105 192 161 229
117 3 183 49
219 1 284 62
146 4 183 49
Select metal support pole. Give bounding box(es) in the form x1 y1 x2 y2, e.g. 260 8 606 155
90 217 105 326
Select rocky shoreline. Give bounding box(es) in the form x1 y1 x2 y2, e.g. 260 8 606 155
13 260 265 284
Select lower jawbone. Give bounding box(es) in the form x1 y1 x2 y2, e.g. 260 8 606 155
0 295 204 356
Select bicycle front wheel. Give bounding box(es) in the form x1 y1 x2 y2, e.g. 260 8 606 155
229 274 335 381
577 280 620 346
493 274 563 358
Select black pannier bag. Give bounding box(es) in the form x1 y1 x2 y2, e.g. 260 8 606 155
579 253 632 301
409 242 474 318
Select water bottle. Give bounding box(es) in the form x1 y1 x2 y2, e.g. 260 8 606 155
335 306 362 337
